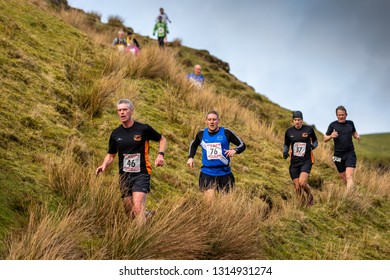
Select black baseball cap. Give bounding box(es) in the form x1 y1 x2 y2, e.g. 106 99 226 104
292 111 303 119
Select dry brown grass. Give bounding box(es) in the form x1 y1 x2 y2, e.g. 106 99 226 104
356 163 390 198
4 140 268 259
181 83 280 144
58 7 112 45
77 76 122 118
323 240 356 260
6 206 89 260
314 142 335 167
93 189 268 260
102 45 182 82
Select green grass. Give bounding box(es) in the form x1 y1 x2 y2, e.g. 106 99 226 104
355 133 390 167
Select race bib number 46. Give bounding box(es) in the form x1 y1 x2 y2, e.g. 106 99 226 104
123 153 141 173
293 142 306 157
206 143 223 160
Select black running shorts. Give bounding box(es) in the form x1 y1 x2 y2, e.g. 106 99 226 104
199 172 235 193
333 150 357 173
119 173 151 198
289 161 312 180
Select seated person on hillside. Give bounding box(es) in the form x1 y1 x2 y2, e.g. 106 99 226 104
126 31 140 49
187 64 205 87
125 31 140 55
112 30 127 52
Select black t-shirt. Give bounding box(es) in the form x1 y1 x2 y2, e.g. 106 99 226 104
325 120 356 154
108 122 162 174
284 125 317 165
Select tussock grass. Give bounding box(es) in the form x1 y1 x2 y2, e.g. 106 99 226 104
168 38 183 48
46 140 90 205
76 76 122 118
103 45 181 82
93 196 208 260
58 7 116 46
318 182 372 215
356 163 390 198
323 240 356 260
107 15 125 28
6 146 267 259
6 205 89 260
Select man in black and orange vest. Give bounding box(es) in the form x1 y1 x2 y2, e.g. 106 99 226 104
283 111 318 207
96 99 167 222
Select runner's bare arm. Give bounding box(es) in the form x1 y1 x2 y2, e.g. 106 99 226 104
155 135 167 166
353 131 361 141
96 154 116 175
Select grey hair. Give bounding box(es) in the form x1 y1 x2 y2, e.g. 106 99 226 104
117 99 134 109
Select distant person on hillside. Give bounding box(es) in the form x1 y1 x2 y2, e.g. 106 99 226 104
187 64 205 87
187 111 246 200
153 16 169 48
125 31 140 55
95 99 167 223
283 111 318 207
155 7 171 44
324 105 361 191
112 30 127 52
156 7 172 24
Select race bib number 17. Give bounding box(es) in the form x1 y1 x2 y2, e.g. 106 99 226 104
123 153 141 173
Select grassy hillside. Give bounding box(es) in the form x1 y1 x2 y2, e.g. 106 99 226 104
0 0 106 245
354 133 390 168
0 0 389 259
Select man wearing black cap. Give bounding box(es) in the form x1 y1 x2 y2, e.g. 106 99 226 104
283 111 318 207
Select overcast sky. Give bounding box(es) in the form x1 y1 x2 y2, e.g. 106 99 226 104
68 0 390 135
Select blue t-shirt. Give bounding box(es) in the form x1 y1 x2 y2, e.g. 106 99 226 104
200 127 232 176
187 73 204 86
188 127 246 176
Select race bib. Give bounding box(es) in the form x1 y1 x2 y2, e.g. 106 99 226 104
158 27 165 34
206 143 223 160
293 142 306 157
332 156 342 162
123 153 141 173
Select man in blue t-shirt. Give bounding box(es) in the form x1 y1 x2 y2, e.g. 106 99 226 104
186 64 204 87
324 105 361 190
187 111 246 199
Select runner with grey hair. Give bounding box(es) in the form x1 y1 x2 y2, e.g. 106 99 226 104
96 99 167 223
